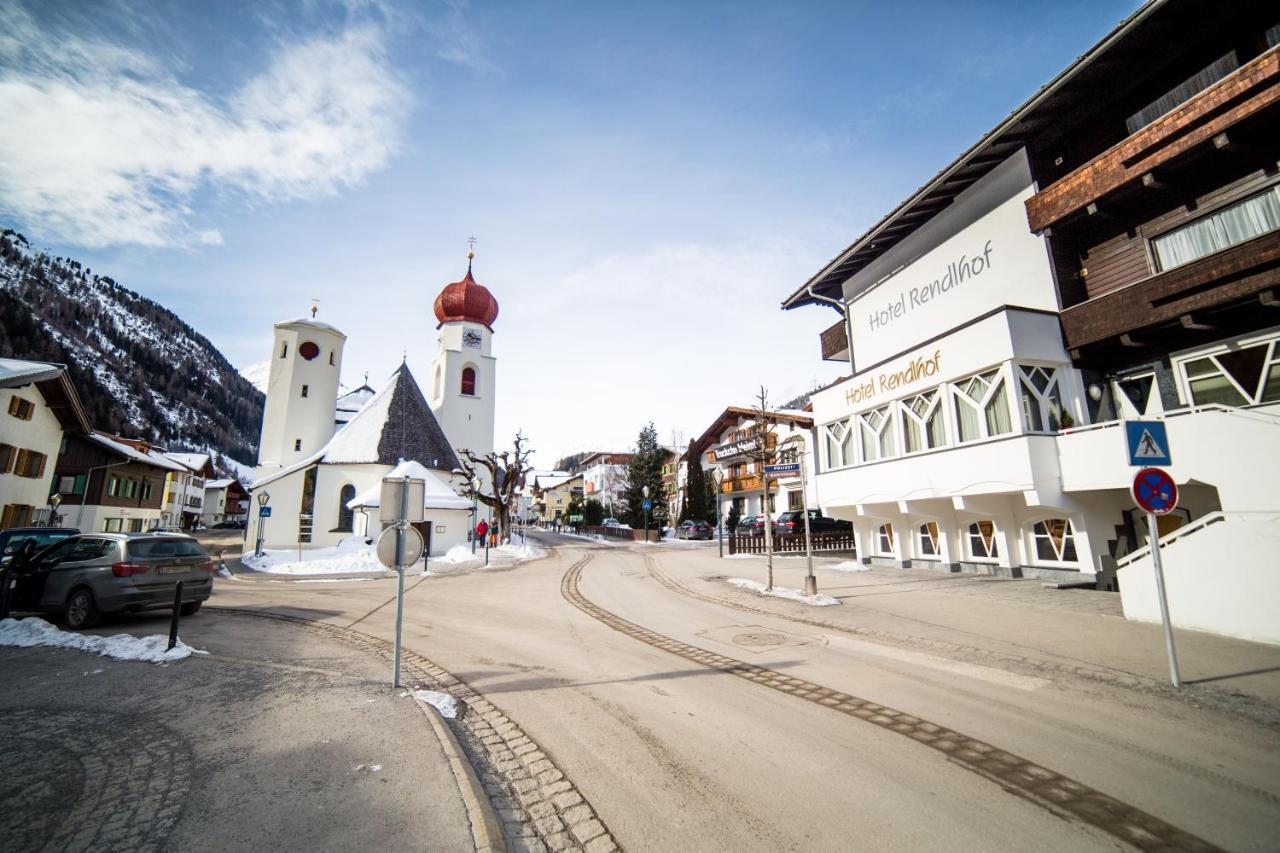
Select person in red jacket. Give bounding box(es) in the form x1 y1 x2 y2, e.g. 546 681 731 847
475 519 488 542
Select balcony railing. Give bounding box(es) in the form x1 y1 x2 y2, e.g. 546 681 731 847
1026 47 1280 233
820 318 849 362
721 474 772 494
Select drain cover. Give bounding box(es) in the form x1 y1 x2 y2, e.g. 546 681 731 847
732 632 786 647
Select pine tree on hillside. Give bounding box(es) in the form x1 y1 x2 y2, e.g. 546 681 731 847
624 422 665 530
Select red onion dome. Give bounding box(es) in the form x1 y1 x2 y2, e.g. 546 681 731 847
433 261 499 329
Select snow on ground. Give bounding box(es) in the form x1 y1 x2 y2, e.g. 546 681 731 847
435 544 478 565
0 617 207 662
242 539 385 575
726 578 840 607
827 560 870 573
426 540 547 572
410 689 459 719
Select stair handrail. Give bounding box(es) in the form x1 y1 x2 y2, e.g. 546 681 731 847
1115 510 1280 567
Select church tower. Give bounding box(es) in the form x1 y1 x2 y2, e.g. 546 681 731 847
429 250 498 467
256 315 346 474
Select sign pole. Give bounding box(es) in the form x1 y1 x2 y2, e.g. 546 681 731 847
393 475 408 688
799 454 815 596
1147 512 1181 688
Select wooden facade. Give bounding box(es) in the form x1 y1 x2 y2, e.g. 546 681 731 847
53 435 169 513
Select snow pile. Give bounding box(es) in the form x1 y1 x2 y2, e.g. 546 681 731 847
726 578 840 607
496 541 546 562
0 617 207 662
242 541 385 575
828 560 870 573
411 689 459 719
435 544 478 565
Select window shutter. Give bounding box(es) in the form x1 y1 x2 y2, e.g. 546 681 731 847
34 452 46 478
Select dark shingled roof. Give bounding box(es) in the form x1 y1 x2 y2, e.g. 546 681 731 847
376 363 460 471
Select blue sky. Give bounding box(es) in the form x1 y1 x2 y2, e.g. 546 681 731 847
0 0 1140 466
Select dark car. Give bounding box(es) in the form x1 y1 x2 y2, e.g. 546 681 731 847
0 527 80 567
11 533 214 629
210 520 246 529
773 510 853 536
676 520 713 540
735 516 768 536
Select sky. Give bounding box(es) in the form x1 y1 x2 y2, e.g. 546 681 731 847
0 0 1140 467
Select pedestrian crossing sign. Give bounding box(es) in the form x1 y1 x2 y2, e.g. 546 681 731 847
1124 420 1171 466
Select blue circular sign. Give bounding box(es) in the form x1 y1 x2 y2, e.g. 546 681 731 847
1132 467 1178 515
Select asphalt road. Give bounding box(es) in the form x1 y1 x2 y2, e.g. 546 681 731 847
211 533 1280 852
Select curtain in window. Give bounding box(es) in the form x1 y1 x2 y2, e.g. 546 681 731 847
984 380 1012 436
1155 189 1280 270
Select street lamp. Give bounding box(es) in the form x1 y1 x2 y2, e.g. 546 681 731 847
712 467 724 558
642 485 650 544
254 491 270 557
47 492 62 528
472 475 481 554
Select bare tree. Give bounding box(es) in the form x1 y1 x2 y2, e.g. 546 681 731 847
456 431 534 544
750 386 779 590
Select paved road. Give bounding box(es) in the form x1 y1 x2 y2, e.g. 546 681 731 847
210 533 1280 852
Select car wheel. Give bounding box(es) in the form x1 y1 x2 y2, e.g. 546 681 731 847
180 601 201 616
65 588 100 630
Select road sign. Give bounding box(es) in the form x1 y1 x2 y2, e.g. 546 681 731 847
258 506 272 518
763 463 800 475
1132 467 1178 515
380 477 425 523
377 524 424 568
569 514 583 523
1125 420 1171 466
642 499 652 511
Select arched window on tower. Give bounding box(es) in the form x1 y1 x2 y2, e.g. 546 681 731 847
461 366 477 396
337 484 355 532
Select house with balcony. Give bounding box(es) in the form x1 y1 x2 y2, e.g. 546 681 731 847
783 0 1280 643
52 433 186 533
579 451 632 517
693 406 817 527
163 452 215 529
531 472 582 524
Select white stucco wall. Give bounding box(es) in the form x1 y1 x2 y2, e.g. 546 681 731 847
0 385 62 517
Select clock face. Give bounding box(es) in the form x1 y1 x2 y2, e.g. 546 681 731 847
462 328 483 349
298 341 320 360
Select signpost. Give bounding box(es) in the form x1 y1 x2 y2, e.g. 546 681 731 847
1125 420 1172 466
1131 461 1181 688
254 492 270 557
377 475 425 688
774 441 816 595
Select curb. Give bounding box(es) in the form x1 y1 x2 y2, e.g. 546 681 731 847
414 699 507 853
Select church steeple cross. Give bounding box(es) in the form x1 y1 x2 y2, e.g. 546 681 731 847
310 297 320 319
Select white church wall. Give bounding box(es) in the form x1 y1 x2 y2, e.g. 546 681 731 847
258 319 346 472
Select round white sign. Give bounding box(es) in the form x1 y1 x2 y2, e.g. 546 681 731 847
376 525 425 569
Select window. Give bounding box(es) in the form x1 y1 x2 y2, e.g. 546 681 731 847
1018 366 1066 432
857 405 897 463
280 341 288 359
141 481 153 501
1 504 34 528
1126 52 1239 134
822 419 855 469
128 518 144 533
8 396 34 420
953 369 1012 442
461 366 477 396
876 523 895 556
123 479 137 499
104 518 124 532
1112 372 1162 418
294 439 302 451
1179 337 1280 406
301 384 309 398
108 476 121 497
337 484 355 532
918 522 939 557
968 521 999 561
0 444 14 473
788 491 803 511
1032 518 1078 564
12 449 46 479
901 391 946 453
1153 188 1280 271
329 352 335 366
58 475 78 493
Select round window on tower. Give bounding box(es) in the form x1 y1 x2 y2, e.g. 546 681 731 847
299 341 320 360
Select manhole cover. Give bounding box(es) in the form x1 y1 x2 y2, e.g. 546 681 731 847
732 632 786 647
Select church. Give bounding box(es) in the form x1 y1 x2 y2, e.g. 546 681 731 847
246 253 500 556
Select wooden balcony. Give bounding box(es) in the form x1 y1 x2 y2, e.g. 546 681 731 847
820 318 849 362
1059 230 1280 351
1027 48 1280 233
720 474 780 494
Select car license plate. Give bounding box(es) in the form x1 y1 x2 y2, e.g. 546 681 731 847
158 565 187 575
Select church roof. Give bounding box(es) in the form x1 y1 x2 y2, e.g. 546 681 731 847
433 260 499 329
252 363 460 488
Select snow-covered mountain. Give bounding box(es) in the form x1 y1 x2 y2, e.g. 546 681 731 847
240 361 271 395
0 228 264 465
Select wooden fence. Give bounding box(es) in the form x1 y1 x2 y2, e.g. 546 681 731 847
728 531 855 555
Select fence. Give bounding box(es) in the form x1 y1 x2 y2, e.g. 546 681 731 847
582 525 642 541
728 531 855 555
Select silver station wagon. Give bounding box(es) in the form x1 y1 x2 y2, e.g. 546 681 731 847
13 533 215 629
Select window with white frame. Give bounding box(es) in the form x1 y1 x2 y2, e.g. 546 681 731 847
1178 336 1280 407
1018 366 1066 432
857 405 898 463
876 523 895 556
967 521 999 561
901 390 946 453
822 419 855 469
1031 518 1078 564
1111 372 1162 418
953 369 1012 442
917 522 939 557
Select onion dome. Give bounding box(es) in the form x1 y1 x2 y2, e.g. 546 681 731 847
433 255 499 329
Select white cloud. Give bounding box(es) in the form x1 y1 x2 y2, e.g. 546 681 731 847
0 8 410 248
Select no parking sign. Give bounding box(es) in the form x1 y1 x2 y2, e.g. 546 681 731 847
1132 467 1178 515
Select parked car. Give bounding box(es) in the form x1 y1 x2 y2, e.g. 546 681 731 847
210 520 246 529
735 516 768 535
602 518 630 528
10 533 215 629
0 527 80 568
773 510 853 536
676 520 713 540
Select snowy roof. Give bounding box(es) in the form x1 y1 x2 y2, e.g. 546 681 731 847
253 364 460 488
334 383 377 426
205 478 234 489
534 473 579 491
0 357 92 433
275 317 346 337
165 451 212 473
88 433 186 472
0 357 64 387
346 460 472 511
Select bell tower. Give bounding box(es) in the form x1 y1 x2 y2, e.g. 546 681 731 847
429 247 498 467
256 312 346 474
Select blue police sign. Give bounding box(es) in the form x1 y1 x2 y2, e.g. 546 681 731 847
1125 420 1171 467
763 463 800 475
259 506 272 518
642 499 652 511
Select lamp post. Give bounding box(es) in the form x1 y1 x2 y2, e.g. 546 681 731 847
46 492 62 528
255 491 270 557
712 467 724 558
642 485 650 544
471 475 481 554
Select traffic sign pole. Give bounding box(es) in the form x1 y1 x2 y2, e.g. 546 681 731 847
1131 466 1181 689
394 475 408 688
1147 512 1181 688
